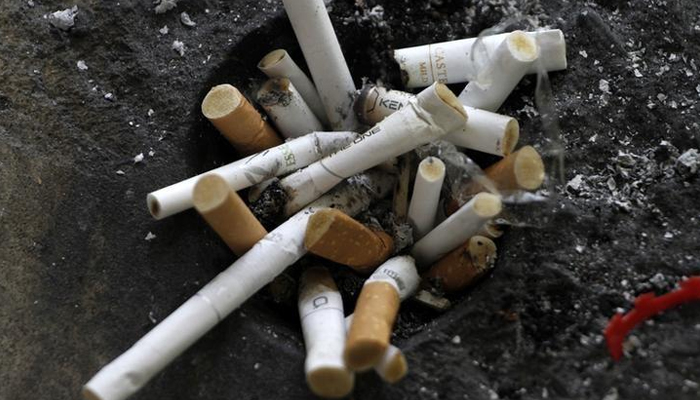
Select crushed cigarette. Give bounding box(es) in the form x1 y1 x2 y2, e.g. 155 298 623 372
48 6 78 31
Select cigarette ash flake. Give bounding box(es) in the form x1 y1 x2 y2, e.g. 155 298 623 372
76 60 88 71
172 40 186 57
48 6 78 31
180 12 196 27
145 232 157 241
159 25 169 35
154 0 177 14
133 153 144 163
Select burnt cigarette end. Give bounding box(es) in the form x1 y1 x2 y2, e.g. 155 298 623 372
306 367 355 399
257 78 292 107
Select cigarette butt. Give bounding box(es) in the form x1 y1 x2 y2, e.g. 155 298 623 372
192 174 267 256
345 256 419 371
373 345 408 383
424 236 497 293
305 208 394 273
299 267 354 399
408 157 446 240
257 78 324 139
392 153 414 222
201 84 282 155
484 145 545 191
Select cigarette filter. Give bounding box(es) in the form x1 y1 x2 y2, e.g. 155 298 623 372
83 170 395 400
394 29 567 88
483 145 545 191
281 0 358 131
281 82 467 215
355 84 519 156
407 157 446 240
344 315 408 383
201 84 282 154
147 131 356 220
411 193 502 267
424 236 497 293
345 256 419 371
192 174 267 256
305 208 394 274
457 31 540 112
258 49 329 126
257 78 324 139
299 267 354 398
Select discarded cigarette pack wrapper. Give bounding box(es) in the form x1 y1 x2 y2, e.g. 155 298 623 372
345 314 408 383
394 29 567 88
257 78 324 139
411 193 502 267
280 83 467 215
192 174 267 256
356 84 519 156
299 267 354 399
147 131 356 220
258 49 329 126
281 0 358 130
83 170 395 400
345 256 420 371
201 84 283 154
457 31 540 112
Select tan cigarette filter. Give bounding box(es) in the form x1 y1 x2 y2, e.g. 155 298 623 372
375 345 408 383
424 236 497 293
201 84 283 155
304 208 394 273
344 281 400 371
192 174 267 256
446 145 544 215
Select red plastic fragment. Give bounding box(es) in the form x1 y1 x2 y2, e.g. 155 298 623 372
604 276 700 361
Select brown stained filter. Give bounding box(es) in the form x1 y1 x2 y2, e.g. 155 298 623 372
344 281 400 371
445 145 545 216
201 84 282 155
192 174 267 256
304 208 394 273
306 367 355 399
424 236 497 293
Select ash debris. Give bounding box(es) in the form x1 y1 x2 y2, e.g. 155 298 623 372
48 6 78 31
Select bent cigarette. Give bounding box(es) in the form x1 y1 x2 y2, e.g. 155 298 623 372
201 84 282 154
280 83 467 215
192 174 267 256
299 267 354 399
83 170 395 400
394 29 567 88
345 256 420 371
407 157 446 240
424 236 497 293
411 193 502 267
457 31 540 112
257 78 324 139
344 315 408 383
147 131 356 220
355 84 519 156
281 0 358 131
258 49 329 126
305 208 394 274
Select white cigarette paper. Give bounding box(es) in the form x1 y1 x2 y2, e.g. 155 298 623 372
394 29 567 88
299 267 354 398
457 31 540 112
280 83 467 215
258 49 329 126
344 314 407 383
364 255 421 299
408 157 446 240
146 131 356 219
257 78 324 139
411 193 502 267
281 0 358 130
84 171 395 400
355 84 518 156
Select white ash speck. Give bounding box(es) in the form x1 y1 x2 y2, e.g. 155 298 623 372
599 79 611 94
133 153 144 163
633 69 642 77
676 149 699 177
76 60 88 71
104 92 114 101
253 362 261 370
180 12 196 27
48 6 78 31
147 108 155 117
664 232 674 239
27 0 34 7
159 25 169 35
145 232 157 241
451 335 461 344
172 40 186 57
575 245 584 254
148 311 157 324
116 170 125 175
154 0 177 14
579 50 588 58
148 150 155 157
649 273 666 286
657 93 667 102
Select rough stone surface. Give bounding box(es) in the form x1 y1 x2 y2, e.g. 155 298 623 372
1 1 699 399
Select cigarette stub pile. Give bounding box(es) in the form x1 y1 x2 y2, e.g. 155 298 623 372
83 1 567 399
